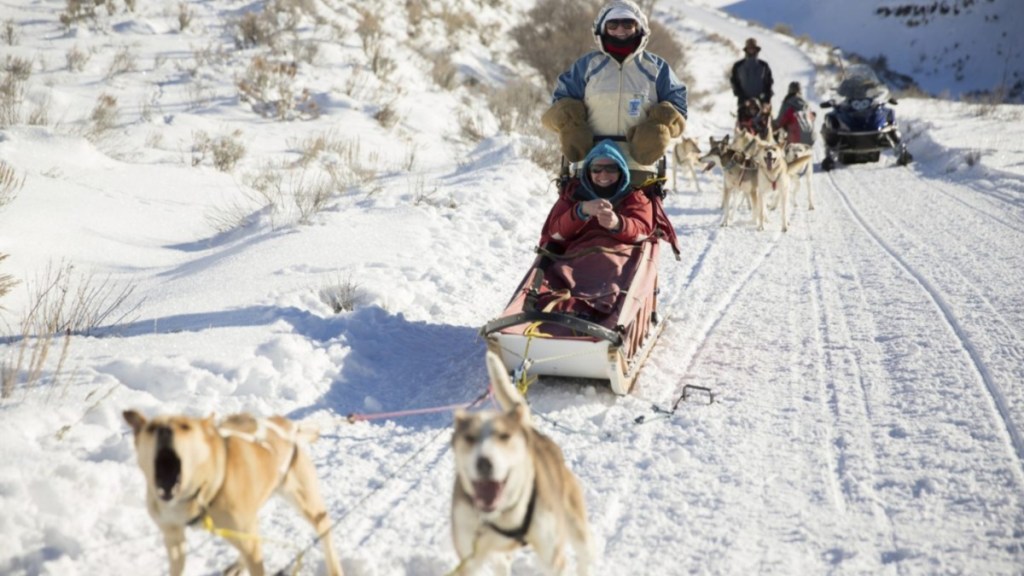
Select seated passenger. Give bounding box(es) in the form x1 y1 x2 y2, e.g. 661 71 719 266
536 139 654 318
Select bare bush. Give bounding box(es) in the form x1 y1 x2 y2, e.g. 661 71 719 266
1 260 141 397
459 109 487 142
0 253 16 305
410 176 456 208
187 42 230 75
355 9 384 55
177 2 193 32
521 125 562 175
66 45 91 72
431 56 459 90
289 132 381 186
488 79 547 133
773 23 794 37
238 162 340 228
0 160 25 208
4 56 32 81
292 173 333 224
237 56 318 120
406 0 426 36
105 44 138 78
236 12 275 49
190 130 247 171
0 71 25 128
2 19 17 46
964 149 982 167
205 187 264 233
292 130 339 167
233 0 309 50
318 274 363 313
440 7 476 38
356 8 395 78
1 260 144 393
512 0 601 87
59 0 98 29
27 93 50 126
374 100 399 128
87 93 118 138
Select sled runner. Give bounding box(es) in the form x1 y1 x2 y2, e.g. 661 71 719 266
480 160 680 395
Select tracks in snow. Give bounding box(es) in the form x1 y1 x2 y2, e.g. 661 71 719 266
827 166 1024 475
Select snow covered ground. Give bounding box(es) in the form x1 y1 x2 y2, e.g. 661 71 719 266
1 0 1022 574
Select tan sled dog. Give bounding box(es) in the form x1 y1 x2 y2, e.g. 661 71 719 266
700 135 761 229
451 352 591 575
123 410 344 576
672 136 703 192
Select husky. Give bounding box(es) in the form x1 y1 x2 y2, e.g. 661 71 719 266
123 410 344 576
753 127 791 232
450 352 591 575
672 136 703 193
699 135 761 229
784 142 815 210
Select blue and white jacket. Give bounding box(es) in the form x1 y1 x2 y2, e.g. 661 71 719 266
552 1 688 174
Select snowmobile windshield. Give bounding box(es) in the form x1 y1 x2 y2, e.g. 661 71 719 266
837 65 889 103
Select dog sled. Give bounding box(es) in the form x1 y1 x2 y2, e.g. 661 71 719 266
480 159 680 395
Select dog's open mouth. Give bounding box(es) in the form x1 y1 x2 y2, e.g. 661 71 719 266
154 447 182 501
472 479 505 512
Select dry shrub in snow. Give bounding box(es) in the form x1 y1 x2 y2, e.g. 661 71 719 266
237 56 319 120
1 260 141 398
0 160 25 207
512 0 601 87
87 93 118 138
318 274 364 313
191 130 247 172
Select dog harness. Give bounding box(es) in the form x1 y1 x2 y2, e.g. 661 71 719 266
485 480 538 546
185 418 299 527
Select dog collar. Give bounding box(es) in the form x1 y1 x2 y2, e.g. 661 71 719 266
181 486 207 527
485 480 537 546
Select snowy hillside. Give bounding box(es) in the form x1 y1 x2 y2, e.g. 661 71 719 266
1 0 1023 575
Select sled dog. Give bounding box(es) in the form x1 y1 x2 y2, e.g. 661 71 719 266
784 142 815 210
123 410 344 576
450 352 591 575
753 128 791 232
700 135 761 229
672 136 703 193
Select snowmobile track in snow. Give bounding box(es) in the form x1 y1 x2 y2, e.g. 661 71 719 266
827 170 1024 474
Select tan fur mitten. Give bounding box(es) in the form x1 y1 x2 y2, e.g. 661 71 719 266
627 102 686 165
541 98 593 162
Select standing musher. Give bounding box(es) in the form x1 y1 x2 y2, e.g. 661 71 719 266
730 37 774 118
541 0 688 186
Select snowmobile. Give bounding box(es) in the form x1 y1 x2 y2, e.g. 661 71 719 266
480 159 680 396
820 64 913 170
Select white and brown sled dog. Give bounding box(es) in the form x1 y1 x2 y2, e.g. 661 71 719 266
123 410 344 576
451 352 592 575
672 136 703 193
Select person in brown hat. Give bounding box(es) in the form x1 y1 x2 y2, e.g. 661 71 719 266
730 37 774 119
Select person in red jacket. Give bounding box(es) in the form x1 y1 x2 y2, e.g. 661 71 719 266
538 139 654 317
541 140 653 251
775 81 816 145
